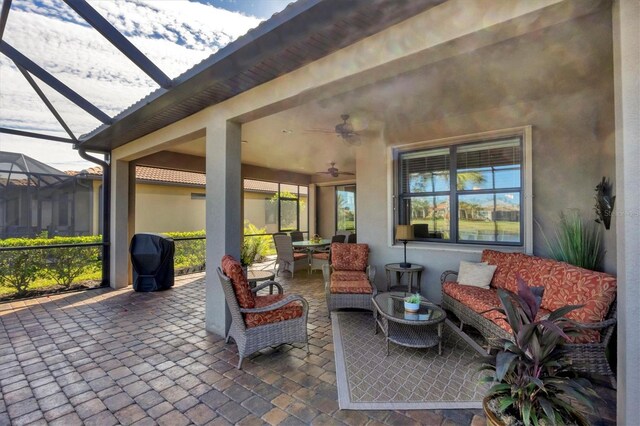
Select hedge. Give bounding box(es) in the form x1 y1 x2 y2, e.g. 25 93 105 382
0 236 102 295
0 233 208 296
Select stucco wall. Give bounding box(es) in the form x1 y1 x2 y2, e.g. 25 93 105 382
317 186 336 238
135 183 206 233
357 10 616 302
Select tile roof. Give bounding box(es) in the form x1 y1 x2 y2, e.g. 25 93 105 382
67 167 305 194
67 166 206 187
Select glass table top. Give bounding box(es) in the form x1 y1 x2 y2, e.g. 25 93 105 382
373 292 446 324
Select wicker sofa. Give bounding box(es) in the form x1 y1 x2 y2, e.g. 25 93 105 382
441 249 617 387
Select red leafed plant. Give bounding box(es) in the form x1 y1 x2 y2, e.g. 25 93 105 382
479 276 597 425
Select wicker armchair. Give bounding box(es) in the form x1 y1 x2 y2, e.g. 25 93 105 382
218 256 309 369
441 270 617 388
322 243 376 316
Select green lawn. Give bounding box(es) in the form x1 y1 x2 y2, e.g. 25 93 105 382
412 218 520 241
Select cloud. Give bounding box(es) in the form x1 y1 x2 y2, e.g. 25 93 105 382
0 0 262 170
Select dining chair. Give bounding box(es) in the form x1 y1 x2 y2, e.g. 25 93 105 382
347 233 357 243
309 234 343 273
273 234 307 277
289 230 307 254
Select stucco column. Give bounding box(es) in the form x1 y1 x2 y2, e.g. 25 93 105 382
110 159 132 289
613 0 640 423
205 120 242 336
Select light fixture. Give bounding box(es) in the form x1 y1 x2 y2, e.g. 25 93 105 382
395 225 414 268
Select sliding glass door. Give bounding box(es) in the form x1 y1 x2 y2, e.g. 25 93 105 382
336 185 356 233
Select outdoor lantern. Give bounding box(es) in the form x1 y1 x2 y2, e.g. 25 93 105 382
396 225 414 268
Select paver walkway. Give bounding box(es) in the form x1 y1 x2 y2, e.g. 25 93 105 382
0 271 615 425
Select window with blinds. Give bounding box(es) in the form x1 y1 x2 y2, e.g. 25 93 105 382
398 136 523 245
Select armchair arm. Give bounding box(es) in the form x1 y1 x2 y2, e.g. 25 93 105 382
239 294 309 314
251 281 283 294
366 265 376 283
440 270 458 284
322 263 331 284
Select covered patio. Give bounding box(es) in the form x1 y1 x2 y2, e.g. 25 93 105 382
1 0 639 423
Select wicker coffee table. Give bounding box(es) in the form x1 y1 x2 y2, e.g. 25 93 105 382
372 292 447 355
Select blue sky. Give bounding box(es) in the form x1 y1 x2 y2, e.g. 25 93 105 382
0 0 288 170
196 0 293 19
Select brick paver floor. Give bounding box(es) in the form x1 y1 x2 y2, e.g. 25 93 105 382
0 271 616 425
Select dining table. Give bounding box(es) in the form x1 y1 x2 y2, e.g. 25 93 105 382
292 239 332 268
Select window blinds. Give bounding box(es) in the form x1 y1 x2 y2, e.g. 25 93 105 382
400 148 450 194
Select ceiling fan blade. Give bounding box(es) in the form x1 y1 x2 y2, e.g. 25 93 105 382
338 172 355 176
304 129 339 134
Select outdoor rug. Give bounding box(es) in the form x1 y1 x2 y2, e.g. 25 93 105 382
331 311 488 410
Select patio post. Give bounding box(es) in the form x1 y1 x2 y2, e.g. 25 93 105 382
205 120 242 337
110 159 133 288
613 0 640 422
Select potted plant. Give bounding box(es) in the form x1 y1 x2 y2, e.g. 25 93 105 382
404 292 421 313
543 210 603 271
479 277 597 426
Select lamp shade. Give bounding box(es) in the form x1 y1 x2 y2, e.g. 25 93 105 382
396 225 414 241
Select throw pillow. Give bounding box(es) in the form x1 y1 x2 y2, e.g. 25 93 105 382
457 261 497 289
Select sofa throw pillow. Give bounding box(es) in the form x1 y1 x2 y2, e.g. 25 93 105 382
458 261 497 289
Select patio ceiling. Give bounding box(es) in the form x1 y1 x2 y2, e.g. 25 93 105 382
163 7 610 178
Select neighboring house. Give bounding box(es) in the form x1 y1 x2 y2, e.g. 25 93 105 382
1 152 310 237
71 166 209 235
0 151 93 238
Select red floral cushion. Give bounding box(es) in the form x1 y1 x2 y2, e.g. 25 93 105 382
293 253 307 261
444 281 551 333
221 255 255 309
312 252 329 260
481 250 520 291
244 294 303 328
542 263 616 325
444 281 597 344
516 256 556 290
331 270 368 281
331 243 369 271
330 279 372 294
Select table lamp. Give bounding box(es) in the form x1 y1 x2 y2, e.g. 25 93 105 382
396 225 414 268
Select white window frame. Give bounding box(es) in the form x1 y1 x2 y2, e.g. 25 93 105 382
387 126 533 254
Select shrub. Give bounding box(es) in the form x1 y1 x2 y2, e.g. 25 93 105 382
41 237 101 287
165 231 206 269
0 236 101 294
0 249 44 295
242 222 270 266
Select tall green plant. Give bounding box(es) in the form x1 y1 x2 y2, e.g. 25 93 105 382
544 211 603 271
241 222 270 267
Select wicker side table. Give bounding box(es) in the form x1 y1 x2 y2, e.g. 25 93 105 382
384 263 424 293
247 270 276 294
372 292 446 355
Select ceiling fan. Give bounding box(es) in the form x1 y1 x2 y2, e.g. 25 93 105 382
305 114 362 145
316 162 355 178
